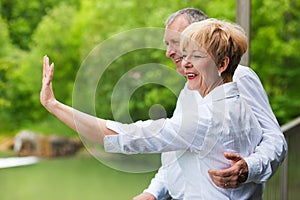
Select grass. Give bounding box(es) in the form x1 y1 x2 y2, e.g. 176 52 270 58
0 119 161 200
1 127 299 200
0 150 157 200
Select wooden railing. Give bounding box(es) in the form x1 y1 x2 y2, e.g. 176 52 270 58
264 116 300 200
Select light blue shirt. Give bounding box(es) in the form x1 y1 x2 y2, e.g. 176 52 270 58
104 81 264 199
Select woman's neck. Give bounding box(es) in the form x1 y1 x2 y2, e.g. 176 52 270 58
199 77 232 97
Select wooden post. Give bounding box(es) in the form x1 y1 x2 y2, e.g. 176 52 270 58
280 116 300 200
236 0 251 66
280 140 288 200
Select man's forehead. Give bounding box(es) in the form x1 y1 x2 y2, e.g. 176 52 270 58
163 28 181 42
166 14 190 32
165 28 181 37
163 15 190 42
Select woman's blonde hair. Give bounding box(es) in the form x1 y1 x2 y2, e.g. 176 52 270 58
180 18 248 80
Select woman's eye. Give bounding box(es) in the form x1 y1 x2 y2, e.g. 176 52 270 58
182 55 187 58
193 55 204 58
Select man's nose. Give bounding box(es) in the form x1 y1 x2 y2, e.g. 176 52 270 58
166 45 175 58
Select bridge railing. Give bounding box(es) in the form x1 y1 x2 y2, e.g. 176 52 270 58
263 116 300 200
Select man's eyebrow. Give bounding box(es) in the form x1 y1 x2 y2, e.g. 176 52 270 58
163 38 179 45
170 39 179 42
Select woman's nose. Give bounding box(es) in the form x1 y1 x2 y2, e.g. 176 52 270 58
182 58 192 68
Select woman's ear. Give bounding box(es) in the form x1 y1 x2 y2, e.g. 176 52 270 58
218 56 230 74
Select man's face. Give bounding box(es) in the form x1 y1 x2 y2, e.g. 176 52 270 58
163 15 190 75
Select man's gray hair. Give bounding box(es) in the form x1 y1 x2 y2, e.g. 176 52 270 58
165 8 208 26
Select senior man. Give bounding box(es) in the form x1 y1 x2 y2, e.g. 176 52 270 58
133 8 287 200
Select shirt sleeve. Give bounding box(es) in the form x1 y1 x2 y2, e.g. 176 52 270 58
104 115 201 154
234 66 288 183
143 167 170 200
133 88 188 200
104 89 205 154
134 87 188 200
104 83 244 155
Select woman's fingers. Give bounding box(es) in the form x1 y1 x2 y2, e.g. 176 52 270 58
40 55 56 107
43 55 48 79
42 55 54 85
47 62 54 84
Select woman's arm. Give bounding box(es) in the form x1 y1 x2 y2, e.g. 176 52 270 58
40 56 116 143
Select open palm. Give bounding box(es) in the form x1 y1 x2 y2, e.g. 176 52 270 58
40 55 56 109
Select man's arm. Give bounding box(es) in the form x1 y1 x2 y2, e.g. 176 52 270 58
133 87 189 200
133 193 156 200
208 66 287 188
235 66 287 182
133 166 170 200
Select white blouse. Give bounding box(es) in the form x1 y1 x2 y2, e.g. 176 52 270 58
104 81 263 199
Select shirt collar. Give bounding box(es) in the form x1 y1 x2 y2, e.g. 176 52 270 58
204 82 239 102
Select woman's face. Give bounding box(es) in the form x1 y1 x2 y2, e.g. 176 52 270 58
182 44 221 96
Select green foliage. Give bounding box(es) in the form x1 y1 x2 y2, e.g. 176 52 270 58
0 0 80 50
1 0 300 134
0 18 12 107
205 0 236 20
31 3 80 104
0 18 12 57
251 0 300 123
0 17 26 131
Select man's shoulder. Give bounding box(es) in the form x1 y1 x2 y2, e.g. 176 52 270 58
234 65 258 80
236 64 250 74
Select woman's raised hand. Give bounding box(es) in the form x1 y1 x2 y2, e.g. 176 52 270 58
40 55 56 110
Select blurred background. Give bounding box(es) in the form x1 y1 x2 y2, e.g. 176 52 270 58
0 0 299 199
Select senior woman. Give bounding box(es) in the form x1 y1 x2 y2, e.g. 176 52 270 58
104 19 263 199
41 19 263 199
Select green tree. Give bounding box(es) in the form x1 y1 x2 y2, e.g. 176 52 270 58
0 3 81 132
0 0 80 50
1 0 300 133
251 0 300 124
72 0 189 121
27 2 80 111
0 17 26 131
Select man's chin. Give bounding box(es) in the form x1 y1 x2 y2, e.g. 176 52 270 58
176 65 185 76
176 69 185 76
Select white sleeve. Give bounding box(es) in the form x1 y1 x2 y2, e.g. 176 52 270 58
104 90 204 154
134 87 189 200
103 116 200 154
104 84 245 155
143 167 170 199
234 66 288 183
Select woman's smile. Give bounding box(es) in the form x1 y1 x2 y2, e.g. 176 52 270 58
186 72 198 80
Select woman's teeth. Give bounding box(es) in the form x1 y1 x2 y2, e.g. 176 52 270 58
187 73 196 77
